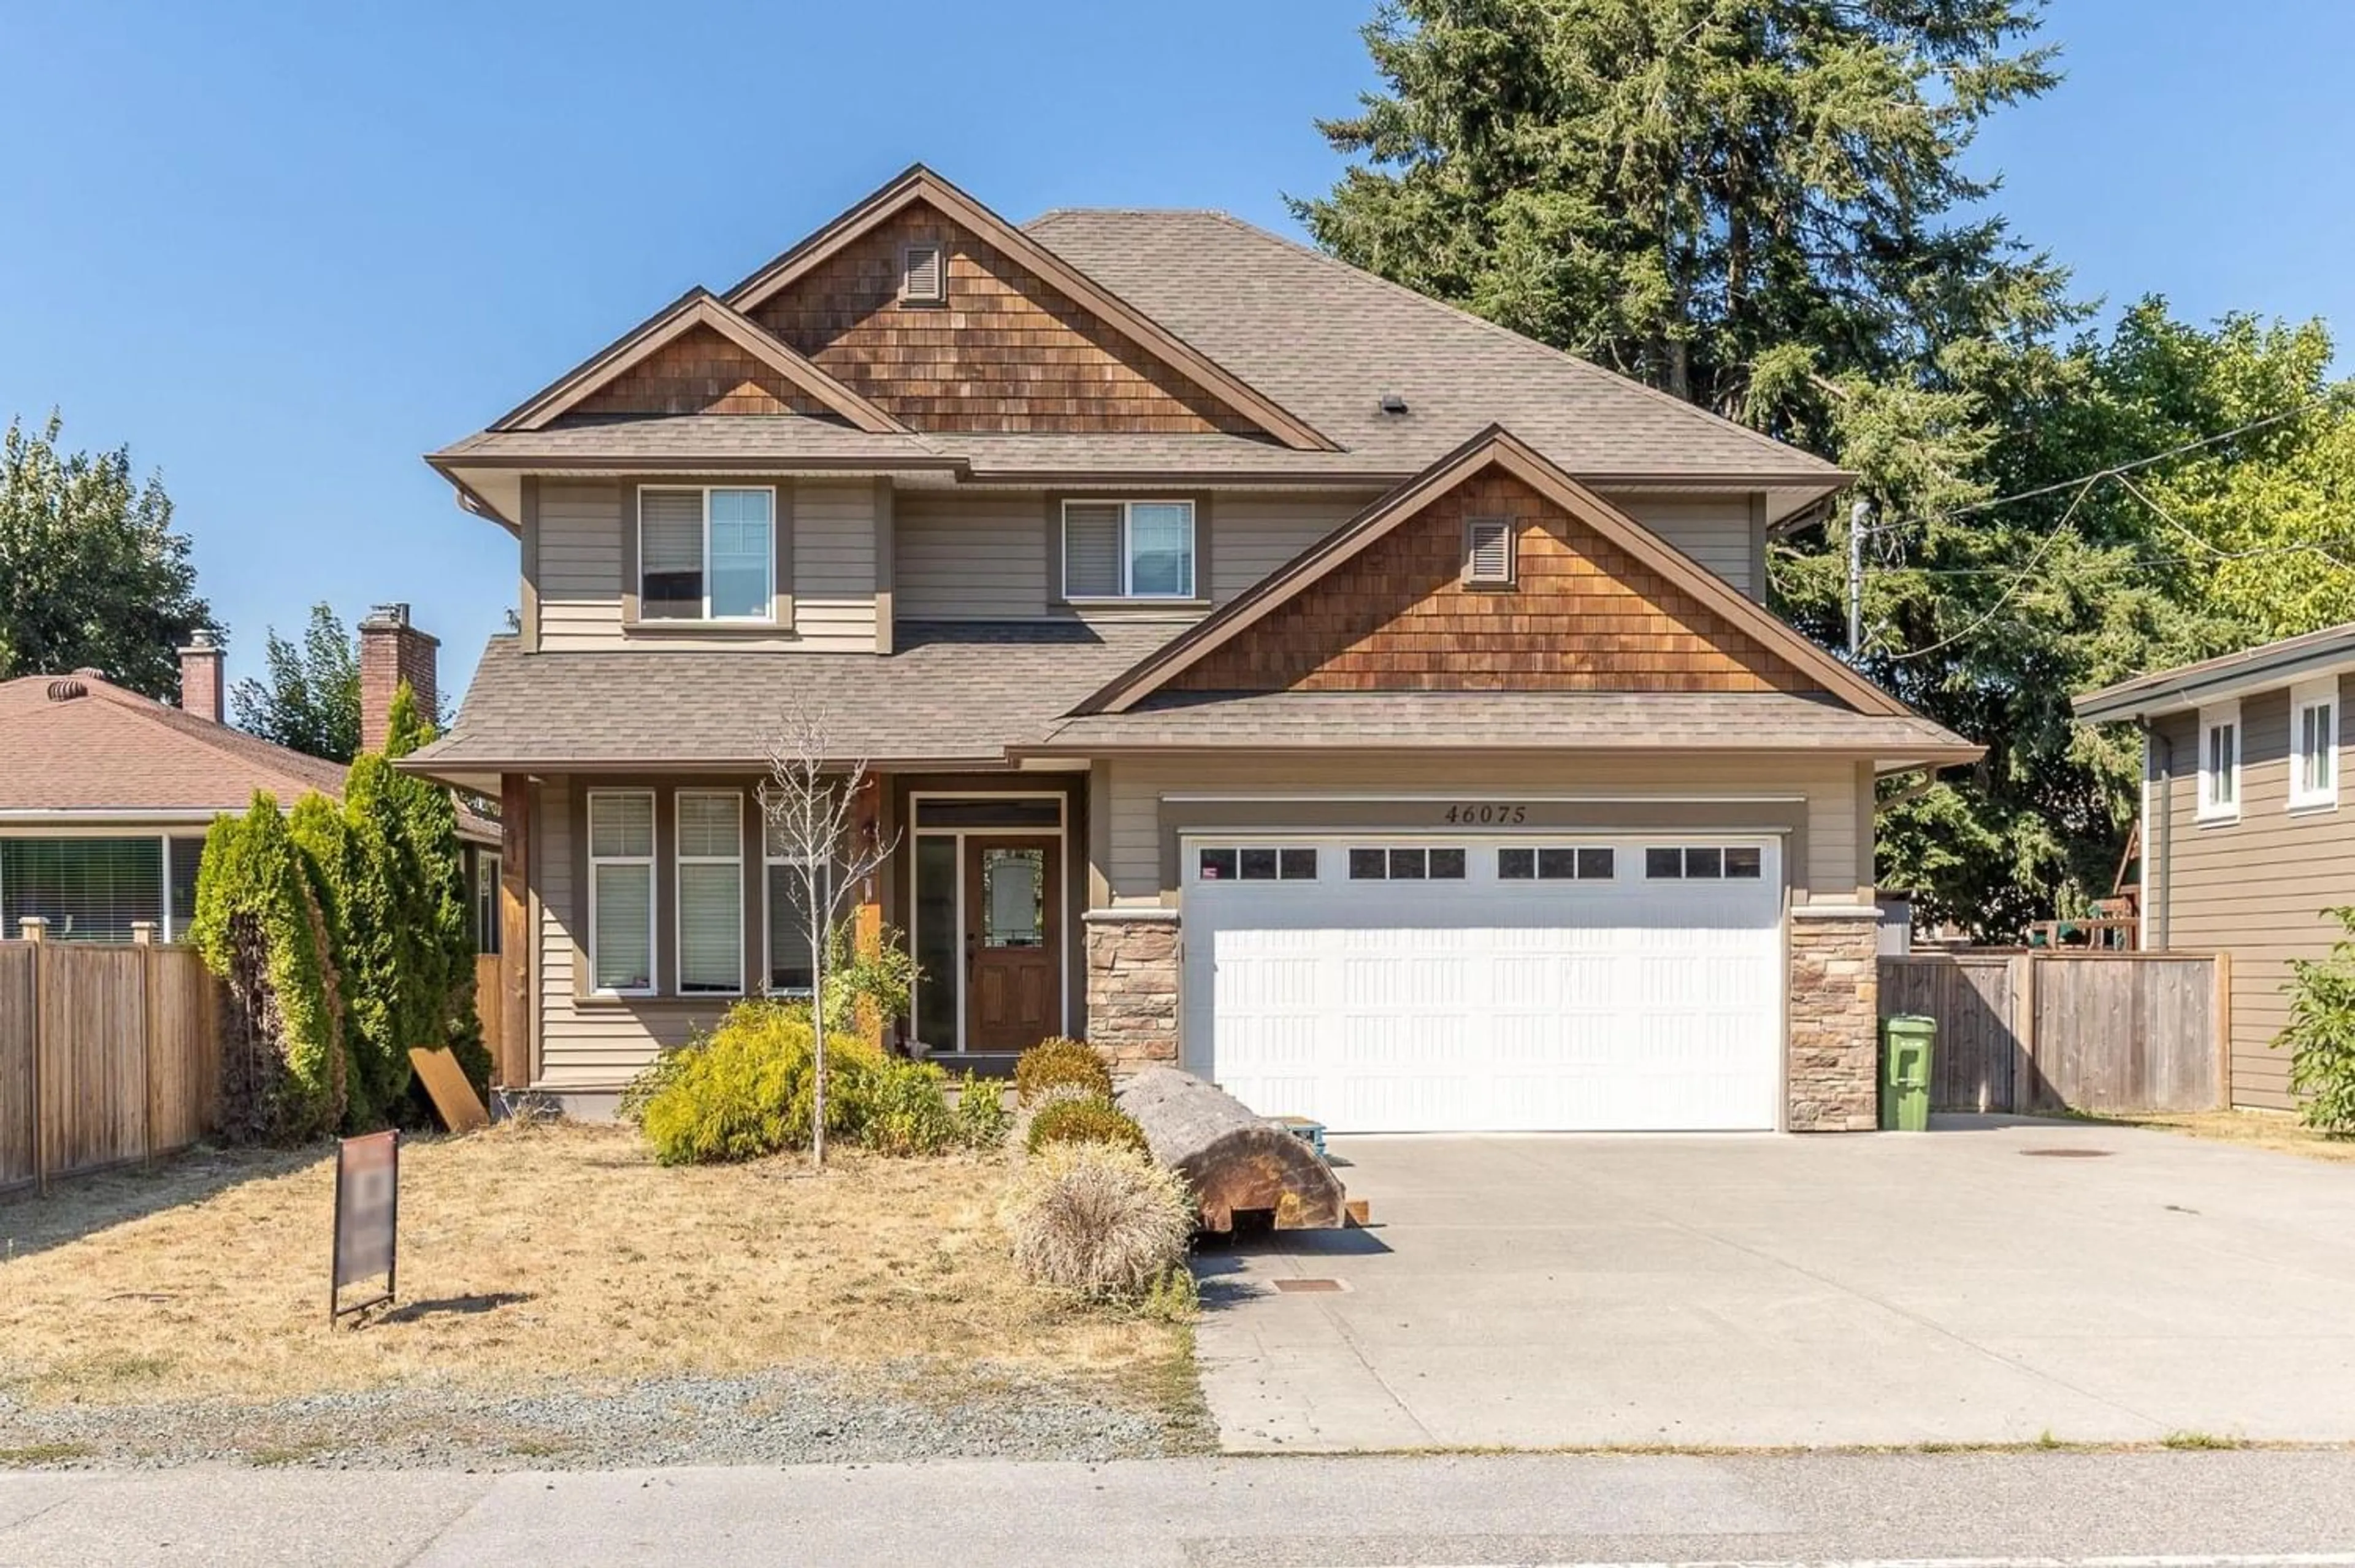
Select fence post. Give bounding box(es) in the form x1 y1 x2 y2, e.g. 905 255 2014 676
20 916 47 1195
2212 949 2233 1111
132 921 159 1168
2013 952 2040 1114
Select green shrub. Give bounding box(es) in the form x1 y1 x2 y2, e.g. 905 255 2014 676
2280 906 2355 1134
952 1072 1011 1150
1014 1036 1111 1106
1025 1093 1150 1158
866 1057 957 1157
1001 1142 1194 1300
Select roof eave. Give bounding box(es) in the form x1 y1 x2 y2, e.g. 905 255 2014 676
2075 642 2355 722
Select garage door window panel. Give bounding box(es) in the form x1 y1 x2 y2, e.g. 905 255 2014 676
1196 845 1317 882
1647 845 1764 880
1348 847 1465 881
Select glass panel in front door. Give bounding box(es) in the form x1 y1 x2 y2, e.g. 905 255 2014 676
982 849 1044 948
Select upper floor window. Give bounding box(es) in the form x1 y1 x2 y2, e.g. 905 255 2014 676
1062 500 1195 600
2198 701 2240 823
640 486 774 622
2293 678 2338 811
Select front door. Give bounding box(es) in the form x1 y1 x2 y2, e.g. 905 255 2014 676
964 836 1059 1052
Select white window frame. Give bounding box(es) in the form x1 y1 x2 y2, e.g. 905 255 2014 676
762 837 835 1000
674 790 744 998
1061 499 1197 602
586 789 657 998
2197 702 2242 824
638 484 777 624
2291 678 2339 813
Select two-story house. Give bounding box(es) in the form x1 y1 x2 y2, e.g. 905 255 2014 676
403 166 1977 1133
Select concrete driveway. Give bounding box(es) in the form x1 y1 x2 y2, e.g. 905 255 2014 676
1192 1115 2355 1451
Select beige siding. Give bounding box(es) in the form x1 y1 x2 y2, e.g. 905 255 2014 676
2152 679 2355 1111
893 492 1049 619
532 479 875 651
1097 752 1859 905
791 481 881 651
1613 494 1758 599
1209 493 1377 600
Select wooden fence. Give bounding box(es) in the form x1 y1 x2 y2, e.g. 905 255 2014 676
1878 951 2225 1114
0 934 223 1194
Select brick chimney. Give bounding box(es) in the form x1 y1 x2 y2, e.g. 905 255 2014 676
358 603 438 755
177 629 224 723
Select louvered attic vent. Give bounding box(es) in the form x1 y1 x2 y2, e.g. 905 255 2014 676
900 242 945 305
1463 518 1515 585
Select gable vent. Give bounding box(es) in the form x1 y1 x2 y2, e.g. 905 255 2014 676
1464 518 1515 585
900 242 945 305
45 678 89 702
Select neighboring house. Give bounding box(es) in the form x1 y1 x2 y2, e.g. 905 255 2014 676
2076 624 2355 1110
404 165 1977 1133
0 606 500 949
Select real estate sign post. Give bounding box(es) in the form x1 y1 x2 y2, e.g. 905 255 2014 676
329 1129 400 1325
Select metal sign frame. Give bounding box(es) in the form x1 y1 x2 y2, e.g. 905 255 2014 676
329 1128 400 1325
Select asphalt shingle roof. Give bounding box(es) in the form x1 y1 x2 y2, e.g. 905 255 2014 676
0 673 354 813
1031 689 1975 759
407 623 1185 771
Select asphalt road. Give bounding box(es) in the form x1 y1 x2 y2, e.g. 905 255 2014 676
6 1449 2355 1566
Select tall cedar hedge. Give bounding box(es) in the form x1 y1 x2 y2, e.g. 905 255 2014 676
193 679 487 1138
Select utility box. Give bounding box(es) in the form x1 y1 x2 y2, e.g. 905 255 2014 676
1880 1015 1936 1132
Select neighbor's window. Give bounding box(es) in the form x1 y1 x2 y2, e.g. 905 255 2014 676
640 486 774 621
1062 500 1195 600
676 792 743 996
587 791 656 995
0 836 164 942
765 817 837 996
2293 678 2338 811
2199 702 2241 822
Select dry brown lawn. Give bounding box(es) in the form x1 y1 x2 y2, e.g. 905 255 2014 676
0 1123 1185 1409
2093 1107 2355 1165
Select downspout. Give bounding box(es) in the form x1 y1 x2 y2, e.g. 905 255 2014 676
2143 717 2172 951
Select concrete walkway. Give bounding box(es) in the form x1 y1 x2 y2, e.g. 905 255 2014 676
1194 1116 2355 1450
9 1451 2355 1566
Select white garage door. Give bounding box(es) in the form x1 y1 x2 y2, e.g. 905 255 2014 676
1181 836 1782 1133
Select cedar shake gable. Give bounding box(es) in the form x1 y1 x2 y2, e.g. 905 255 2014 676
1081 426 1910 719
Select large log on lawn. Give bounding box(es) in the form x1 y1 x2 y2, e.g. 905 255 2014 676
1116 1067 1347 1233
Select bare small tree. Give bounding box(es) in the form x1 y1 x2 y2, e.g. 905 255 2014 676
760 699 897 1168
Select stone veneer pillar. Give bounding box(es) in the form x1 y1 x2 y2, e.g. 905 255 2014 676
1786 911 1882 1131
1082 909 1180 1073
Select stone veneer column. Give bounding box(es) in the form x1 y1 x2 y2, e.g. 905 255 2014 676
1786 911 1882 1131
1082 909 1180 1073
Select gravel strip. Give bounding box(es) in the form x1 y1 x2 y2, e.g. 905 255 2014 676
0 1362 1206 1470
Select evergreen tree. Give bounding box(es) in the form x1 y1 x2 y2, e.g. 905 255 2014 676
231 603 361 763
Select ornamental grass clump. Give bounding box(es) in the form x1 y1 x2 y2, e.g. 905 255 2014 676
1024 1093 1151 1158
1014 1036 1112 1105
1000 1142 1195 1300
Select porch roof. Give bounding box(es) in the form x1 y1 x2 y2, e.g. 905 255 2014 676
398 622 1182 780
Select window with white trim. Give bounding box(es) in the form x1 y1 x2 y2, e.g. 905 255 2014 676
676 792 743 995
1061 500 1195 600
587 790 656 995
1499 846 1614 881
1196 846 1317 882
2292 678 2338 811
764 817 837 996
639 486 774 621
1347 846 1467 881
2199 702 2241 822
1644 845 1763 880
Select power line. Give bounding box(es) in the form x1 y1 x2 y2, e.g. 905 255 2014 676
1877 480 2098 663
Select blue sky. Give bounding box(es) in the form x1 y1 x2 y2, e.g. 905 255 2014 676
4 1 2351 703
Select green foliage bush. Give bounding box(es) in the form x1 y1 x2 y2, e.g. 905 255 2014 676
1000 1142 1194 1301
1014 1036 1111 1106
188 793 347 1141
2280 906 2355 1135
1024 1093 1150 1158
952 1072 1011 1150
625 1000 973 1164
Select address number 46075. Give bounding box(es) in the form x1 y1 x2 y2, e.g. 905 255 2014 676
1441 803 1528 825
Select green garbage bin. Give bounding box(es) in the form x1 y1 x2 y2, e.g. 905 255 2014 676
1880 1015 1936 1131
